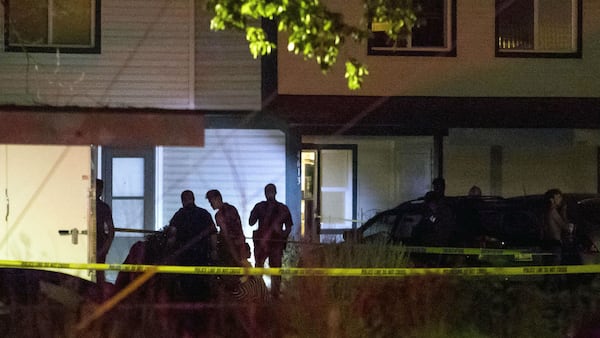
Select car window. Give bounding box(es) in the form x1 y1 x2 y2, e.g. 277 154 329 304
393 213 423 239
362 213 399 239
578 199 600 227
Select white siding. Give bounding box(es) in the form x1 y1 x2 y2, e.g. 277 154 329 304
159 129 286 234
0 0 194 108
195 1 261 110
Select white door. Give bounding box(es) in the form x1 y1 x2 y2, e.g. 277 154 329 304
319 148 355 242
0 145 92 279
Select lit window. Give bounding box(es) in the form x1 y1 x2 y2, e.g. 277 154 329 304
368 0 456 56
496 0 581 57
5 0 101 53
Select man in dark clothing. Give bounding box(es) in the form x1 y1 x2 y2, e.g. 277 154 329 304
411 191 455 267
168 190 218 266
95 179 115 285
249 183 293 298
168 190 218 302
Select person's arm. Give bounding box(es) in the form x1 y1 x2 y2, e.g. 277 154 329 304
249 204 259 226
207 217 219 261
550 208 573 234
282 206 293 238
98 207 115 258
103 215 115 256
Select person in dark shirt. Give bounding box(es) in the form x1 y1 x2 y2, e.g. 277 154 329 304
249 183 293 298
95 179 115 285
411 191 455 267
168 190 218 266
168 190 218 302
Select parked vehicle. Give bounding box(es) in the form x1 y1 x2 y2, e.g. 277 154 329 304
344 194 600 267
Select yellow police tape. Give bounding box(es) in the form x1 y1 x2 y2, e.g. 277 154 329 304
403 246 528 256
2 259 600 277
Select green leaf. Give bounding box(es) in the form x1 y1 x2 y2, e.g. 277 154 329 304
207 0 416 89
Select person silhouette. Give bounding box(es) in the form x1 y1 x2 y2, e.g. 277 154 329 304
206 189 247 266
95 179 115 285
168 190 218 301
249 184 293 298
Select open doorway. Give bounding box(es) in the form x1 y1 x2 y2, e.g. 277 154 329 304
301 145 357 243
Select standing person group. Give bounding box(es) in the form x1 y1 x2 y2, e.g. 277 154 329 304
110 183 293 300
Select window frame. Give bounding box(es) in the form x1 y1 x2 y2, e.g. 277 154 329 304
367 0 457 57
4 0 101 54
102 147 156 237
495 0 582 58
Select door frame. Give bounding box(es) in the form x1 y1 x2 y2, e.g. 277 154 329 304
302 143 358 241
101 147 156 232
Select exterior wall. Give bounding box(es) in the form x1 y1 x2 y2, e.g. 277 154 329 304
445 129 599 198
0 0 263 110
303 135 433 223
195 2 261 110
160 128 286 235
277 0 600 97
0 0 195 108
307 130 600 226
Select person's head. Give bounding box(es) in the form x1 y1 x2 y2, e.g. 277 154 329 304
264 183 277 201
468 185 482 197
181 190 195 207
424 190 441 210
205 189 223 210
432 177 446 196
96 179 104 199
544 188 563 209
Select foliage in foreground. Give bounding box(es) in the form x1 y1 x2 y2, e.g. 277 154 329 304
4 243 600 337
205 0 420 90
279 242 600 338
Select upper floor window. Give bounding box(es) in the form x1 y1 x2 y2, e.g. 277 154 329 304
5 0 101 53
496 0 581 58
367 0 456 56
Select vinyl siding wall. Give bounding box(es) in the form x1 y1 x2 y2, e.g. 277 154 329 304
194 1 261 110
159 129 286 236
0 0 262 110
0 0 194 108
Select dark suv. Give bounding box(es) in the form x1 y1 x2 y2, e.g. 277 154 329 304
345 194 600 266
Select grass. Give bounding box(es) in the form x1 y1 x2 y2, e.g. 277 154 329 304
4 241 600 337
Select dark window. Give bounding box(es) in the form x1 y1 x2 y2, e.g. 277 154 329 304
5 0 101 53
496 0 581 58
368 0 456 56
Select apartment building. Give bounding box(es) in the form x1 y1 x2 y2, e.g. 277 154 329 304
0 1 599 275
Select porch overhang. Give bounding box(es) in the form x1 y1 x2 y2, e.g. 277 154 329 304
0 106 204 146
263 95 600 135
